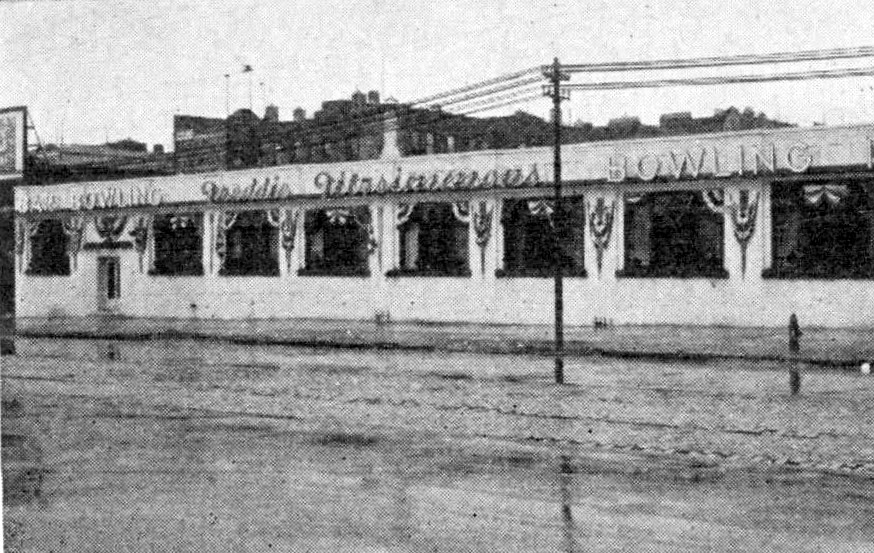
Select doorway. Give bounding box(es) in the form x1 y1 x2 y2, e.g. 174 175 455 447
97 256 121 312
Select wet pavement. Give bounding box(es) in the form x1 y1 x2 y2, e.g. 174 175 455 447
16 315 874 365
3 338 874 551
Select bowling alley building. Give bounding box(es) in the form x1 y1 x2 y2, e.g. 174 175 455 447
12 112 874 328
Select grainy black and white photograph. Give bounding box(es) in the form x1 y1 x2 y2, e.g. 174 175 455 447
2 1 874 551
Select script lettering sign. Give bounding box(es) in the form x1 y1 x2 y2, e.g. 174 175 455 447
314 164 542 197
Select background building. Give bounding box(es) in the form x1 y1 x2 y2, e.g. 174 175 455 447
172 92 791 174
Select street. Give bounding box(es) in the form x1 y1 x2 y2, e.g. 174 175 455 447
3 338 874 552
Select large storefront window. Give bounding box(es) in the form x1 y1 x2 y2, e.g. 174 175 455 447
27 219 70 276
500 197 586 277
767 181 874 279
621 190 726 278
152 213 203 276
395 202 469 276
221 210 279 276
302 206 370 276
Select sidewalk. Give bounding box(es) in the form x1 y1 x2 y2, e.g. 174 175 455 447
10 315 874 367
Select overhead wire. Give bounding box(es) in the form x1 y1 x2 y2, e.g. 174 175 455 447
145 46 874 160
563 65 874 91
454 94 546 116
84 63 874 172
40 46 874 175
170 94 546 166
560 45 874 73
173 73 544 155
414 76 544 110
169 76 548 163
69 87 551 174
182 59 874 160
408 66 542 105
439 86 546 113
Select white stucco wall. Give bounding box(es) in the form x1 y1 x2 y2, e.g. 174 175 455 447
15 180 874 328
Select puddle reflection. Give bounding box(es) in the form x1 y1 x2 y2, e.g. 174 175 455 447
558 455 578 553
3 395 597 552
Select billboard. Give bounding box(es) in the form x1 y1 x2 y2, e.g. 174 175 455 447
0 106 27 181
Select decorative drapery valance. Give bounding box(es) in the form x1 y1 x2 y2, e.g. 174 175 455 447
15 219 40 273
214 211 239 273
526 199 554 218
128 216 152 273
472 201 494 274
324 208 353 226
451 201 470 224
803 184 849 206
397 201 471 225
396 203 416 227
94 215 129 242
701 189 726 214
730 191 760 277
588 198 616 277
62 216 87 271
279 209 299 271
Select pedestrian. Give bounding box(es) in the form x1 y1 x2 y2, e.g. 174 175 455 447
788 313 802 395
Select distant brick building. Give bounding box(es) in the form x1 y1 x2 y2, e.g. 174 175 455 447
25 140 173 186
172 91 607 173
29 96 793 184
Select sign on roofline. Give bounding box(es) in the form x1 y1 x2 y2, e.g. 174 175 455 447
13 123 874 213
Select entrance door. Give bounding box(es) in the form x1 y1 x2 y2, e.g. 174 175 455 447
97 256 121 312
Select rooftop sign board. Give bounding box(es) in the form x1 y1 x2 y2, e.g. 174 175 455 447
0 107 27 182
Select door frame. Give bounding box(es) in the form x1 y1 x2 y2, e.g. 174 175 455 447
96 256 121 312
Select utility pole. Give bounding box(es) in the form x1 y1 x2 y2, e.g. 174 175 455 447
544 58 570 384
224 74 230 117
243 64 254 111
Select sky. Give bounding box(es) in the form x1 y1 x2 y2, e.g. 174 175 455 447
2 0 874 150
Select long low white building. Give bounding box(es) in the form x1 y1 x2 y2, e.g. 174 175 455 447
13 123 874 328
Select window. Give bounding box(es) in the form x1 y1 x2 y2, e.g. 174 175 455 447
767 181 874 279
621 190 726 278
152 213 203 276
500 197 586 277
221 210 279 276
302 206 370 276
27 219 69 276
396 202 469 276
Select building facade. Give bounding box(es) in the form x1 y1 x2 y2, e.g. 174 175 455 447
13 122 874 328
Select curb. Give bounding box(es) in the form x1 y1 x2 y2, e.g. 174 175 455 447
12 328 865 370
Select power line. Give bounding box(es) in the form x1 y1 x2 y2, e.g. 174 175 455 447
409 66 542 106
78 90 548 172
454 93 545 116
36 47 874 172
560 45 874 73
441 86 545 113
414 75 544 110
563 65 874 91
447 91 546 116
298 50 874 138
170 77 543 160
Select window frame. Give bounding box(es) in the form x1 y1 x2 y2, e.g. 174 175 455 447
617 189 728 279
149 213 204 277
26 218 70 277
300 206 371 277
390 202 471 278
219 210 280 277
497 196 587 278
764 180 874 280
